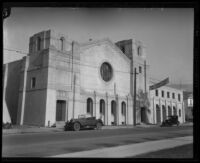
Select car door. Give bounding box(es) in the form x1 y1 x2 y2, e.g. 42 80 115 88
86 117 96 126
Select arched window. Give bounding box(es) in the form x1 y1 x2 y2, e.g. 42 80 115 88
137 46 142 56
37 37 41 51
168 106 172 116
162 105 166 121
156 104 161 123
100 99 105 114
121 102 126 115
179 109 181 117
173 106 177 116
87 98 93 115
60 37 65 51
111 100 116 115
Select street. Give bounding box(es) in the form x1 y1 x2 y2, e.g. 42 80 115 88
2 126 192 157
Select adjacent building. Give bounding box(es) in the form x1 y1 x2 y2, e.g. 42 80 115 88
183 91 193 121
3 29 185 127
149 84 185 124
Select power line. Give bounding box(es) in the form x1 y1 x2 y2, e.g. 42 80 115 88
5 47 186 86
4 48 28 56
3 47 150 66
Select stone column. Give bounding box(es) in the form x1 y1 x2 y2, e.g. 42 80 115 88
165 100 168 117
171 101 173 115
126 95 129 125
116 94 119 125
93 91 96 117
19 56 29 125
182 102 185 123
159 98 163 122
105 92 108 125
152 98 155 124
3 64 11 123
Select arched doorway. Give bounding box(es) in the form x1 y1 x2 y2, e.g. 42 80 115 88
121 102 126 125
100 99 105 124
156 104 161 124
162 105 166 121
111 100 117 125
173 106 177 116
168 106 172 116
87 98 93 117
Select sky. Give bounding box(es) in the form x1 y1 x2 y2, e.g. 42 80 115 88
3 8 194 85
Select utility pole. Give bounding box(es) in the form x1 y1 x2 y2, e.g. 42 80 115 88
71 41 74 90
144 60 147 93
72 74 76 119
133 68 138 126
71 41 75 118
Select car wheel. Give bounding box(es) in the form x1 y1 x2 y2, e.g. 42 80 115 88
96 122 102 130
73 122 80 131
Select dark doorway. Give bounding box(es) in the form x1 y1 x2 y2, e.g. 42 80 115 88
168 106 172 116
111 100 117 125
156 104 161 123
173 106 177 116
162 105 167 121
121 102 126 125
141 107 146 123
87 98 93 117
100 99 105 123
56 100 66 121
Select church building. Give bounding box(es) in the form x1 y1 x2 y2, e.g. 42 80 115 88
3 29 185 127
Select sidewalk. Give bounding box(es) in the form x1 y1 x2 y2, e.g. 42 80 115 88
2 122 193 135
50 136 193 158
2 126 63 135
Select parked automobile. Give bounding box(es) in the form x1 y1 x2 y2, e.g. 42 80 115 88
161 115 180 127
64 114 104 131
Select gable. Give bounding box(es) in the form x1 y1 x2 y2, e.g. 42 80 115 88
80 38 131 64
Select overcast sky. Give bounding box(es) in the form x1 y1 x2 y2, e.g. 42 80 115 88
3 8 194 84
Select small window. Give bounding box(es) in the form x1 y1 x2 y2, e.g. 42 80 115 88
139 66 142 73
137 46 142 56
167 92 170 98
155 90 158 96
161 91 164 98
172 93 175 99
37 37 41 51
31 77 36 89
60 37 65 51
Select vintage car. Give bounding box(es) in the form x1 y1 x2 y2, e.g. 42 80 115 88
64 114 104 131
161 115 180 127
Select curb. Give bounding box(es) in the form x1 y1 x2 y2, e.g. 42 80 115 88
3 123 192 135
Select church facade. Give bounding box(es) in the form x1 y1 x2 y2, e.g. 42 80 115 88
3 29 185 127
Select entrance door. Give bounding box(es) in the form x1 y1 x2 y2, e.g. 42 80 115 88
141 107 146 123
111 100 117 125
156 105 161 123
162 105 167 121
56 100 66 121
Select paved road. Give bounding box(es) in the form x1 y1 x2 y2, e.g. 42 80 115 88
2 126 192 157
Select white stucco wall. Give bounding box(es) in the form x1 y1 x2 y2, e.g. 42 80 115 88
80 41 130 96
